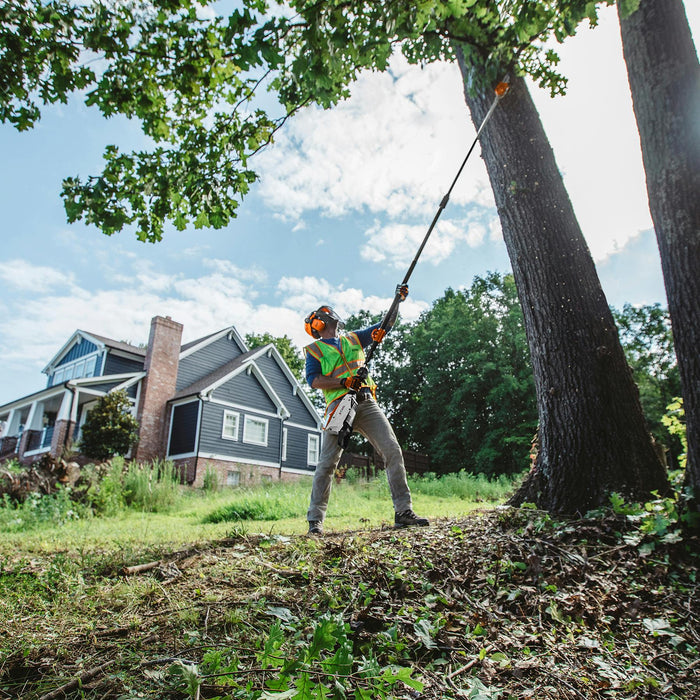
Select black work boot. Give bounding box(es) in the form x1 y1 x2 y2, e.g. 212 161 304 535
394 509 429 528
307 521 323 536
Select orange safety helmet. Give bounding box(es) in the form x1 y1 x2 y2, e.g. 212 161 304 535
304 306 344 339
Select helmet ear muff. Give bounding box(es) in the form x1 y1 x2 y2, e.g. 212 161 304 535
304 312 326 338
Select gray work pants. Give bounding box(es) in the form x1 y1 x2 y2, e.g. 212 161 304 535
307 398 413 523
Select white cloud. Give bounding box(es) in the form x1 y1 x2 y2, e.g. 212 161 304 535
360 213 490 269
0 259 77 293
256 55 492 222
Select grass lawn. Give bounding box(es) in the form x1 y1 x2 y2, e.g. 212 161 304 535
0 471 512 560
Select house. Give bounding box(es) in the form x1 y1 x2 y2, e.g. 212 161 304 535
0 316 323 486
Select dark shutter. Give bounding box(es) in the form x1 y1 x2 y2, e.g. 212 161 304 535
168 402 199 455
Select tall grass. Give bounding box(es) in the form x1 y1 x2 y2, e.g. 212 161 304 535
203 483 309 523
0 463 520 544
408 470 519 502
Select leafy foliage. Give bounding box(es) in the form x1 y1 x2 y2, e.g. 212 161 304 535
375 273 537 475
613 303 682 465
1 0 614 239
662 398 687 471
78 389 139 460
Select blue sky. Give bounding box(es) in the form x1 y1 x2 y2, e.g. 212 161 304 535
1 4 698 406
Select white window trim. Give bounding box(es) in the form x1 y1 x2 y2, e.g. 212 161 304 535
307 433 320 466
282 428 288 462
52 351 100 385
222 410 240 441
243 415 268 446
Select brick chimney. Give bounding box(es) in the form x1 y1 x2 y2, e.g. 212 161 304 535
134 316 183 463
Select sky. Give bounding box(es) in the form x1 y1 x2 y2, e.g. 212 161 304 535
1 3 698 406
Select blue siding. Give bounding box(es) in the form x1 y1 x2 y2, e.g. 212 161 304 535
211 371 277 412
199 401 282 464
56 339 98 366
283 424 316 472
255 353 320 428
103 353 144 375
177 334 244 391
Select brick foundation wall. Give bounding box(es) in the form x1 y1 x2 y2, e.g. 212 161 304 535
135 316 183 463
171 456 313 488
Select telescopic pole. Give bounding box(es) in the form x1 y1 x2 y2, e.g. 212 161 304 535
336 81 510 449
362 80 510 369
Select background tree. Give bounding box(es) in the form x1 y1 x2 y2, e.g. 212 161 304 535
617 0 700 504
613 303 682 466
79 390 140 461
378 274 537 476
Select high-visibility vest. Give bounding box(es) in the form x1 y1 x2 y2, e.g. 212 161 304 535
305 333 377 417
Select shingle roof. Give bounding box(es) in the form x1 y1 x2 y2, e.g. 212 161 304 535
83 332 147 356
180 329 222 353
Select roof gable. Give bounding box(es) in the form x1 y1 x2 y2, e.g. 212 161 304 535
256 345 322 428
173 343 321 429
173 351 289 418
180 326 248 359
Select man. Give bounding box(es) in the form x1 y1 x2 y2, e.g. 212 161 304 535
303 288 429 535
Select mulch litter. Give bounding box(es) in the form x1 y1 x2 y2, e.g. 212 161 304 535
1 508 698 699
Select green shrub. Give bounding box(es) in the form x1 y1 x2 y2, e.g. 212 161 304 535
0 487 89 532
79 389 139 460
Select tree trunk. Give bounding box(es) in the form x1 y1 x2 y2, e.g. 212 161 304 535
617 0 700 506
455 65 669 513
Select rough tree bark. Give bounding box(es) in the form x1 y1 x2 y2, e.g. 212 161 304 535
456 67 669 513
617 0 700 506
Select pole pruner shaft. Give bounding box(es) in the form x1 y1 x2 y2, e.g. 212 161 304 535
337 80 510 448
362 80 510 369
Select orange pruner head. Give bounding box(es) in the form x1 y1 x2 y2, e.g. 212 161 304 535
494 82 510 97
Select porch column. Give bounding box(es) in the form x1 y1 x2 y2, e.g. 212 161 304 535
51 388 76 458
17 401 39 460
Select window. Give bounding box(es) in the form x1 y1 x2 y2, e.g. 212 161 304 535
226 470 240 487
308 434 320 465
85 356 97 377
51 353 100 385
72 359 85 379
282 428 288 462
243 416 268 446
222 411 240 440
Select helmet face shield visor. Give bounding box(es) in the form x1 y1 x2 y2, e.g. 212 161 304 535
319 306 344 331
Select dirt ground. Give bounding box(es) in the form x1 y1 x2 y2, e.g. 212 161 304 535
1 508 698 699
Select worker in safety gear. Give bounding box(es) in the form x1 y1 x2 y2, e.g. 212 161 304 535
303 285 429 535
